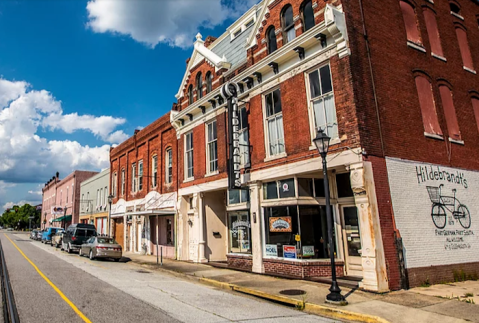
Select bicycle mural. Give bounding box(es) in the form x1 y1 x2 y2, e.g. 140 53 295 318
427 184 471 229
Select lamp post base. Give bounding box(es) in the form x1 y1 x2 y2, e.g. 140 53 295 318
325 282 348 305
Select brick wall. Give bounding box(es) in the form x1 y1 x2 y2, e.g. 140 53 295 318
263 258 344 278
227 254 253 271
408 261 479 287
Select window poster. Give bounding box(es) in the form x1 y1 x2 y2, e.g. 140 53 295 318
265 244 278 257
302 245 315 257
269 216 292 232
283 245 297 259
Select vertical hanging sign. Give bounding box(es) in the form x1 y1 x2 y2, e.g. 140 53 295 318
221 82 242 190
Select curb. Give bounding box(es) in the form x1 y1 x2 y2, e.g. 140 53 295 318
304 303 390 323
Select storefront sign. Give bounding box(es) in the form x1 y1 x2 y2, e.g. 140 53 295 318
265 244 278 257
51 206 65 215
283 245 297 259
302 245 315 257
232 220 250 230
282 183 289 192
269 217 292 232
222 82 242 190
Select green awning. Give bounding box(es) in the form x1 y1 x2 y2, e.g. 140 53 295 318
52 215 72 222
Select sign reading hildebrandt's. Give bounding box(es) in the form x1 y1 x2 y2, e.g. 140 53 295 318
386 158 478 270
222 82 241 190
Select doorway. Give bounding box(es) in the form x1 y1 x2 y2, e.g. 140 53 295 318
341 205 363 277
137 223 142 253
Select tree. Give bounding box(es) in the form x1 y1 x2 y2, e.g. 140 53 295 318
0 204 41 230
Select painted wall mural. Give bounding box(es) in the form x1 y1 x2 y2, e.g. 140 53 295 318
386 158 478 269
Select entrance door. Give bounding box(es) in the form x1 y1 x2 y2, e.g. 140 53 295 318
115 219 124 249
341 206 363 277
137 223 142 253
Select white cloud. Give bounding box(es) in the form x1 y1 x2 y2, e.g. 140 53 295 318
0 78 125 184
27 190 42 195
86 0 259 48
2 200 40 211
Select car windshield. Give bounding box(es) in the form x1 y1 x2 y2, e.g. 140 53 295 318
97 238 117 244
75 229 96 237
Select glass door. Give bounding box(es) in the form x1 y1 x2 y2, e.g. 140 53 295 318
341 206 363 277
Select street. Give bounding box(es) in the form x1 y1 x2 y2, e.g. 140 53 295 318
1 232 339 323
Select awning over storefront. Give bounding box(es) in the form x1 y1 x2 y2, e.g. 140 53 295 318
52 215 72 222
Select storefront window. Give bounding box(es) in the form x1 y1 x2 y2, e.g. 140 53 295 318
298 178 313 197
264 206 299 258
166 218 173 246
314 178 325 197
229 211 251 253
264 178 295 200
336 173 353 198
228 189 250 205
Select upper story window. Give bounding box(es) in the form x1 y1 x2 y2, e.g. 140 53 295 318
423 7 444 59
301 0 315 32
438 85 461 142
86 192 90 210
196 72 203 100
281 5 296 44
228 189 250 205
449 2 463 19
455 26 475 72
206 120 218 174
238 106 250 166
472 96 479 133
81 194 84 211
165 148 173 184
152 155 158 188
245 19 254 28
233 29 242 38
131 163 137 193
60 190 62 206
188 85 194 105
399 1 422 45
97 189 100 207
206 72 212 94
264 89 285 156
104 186 107 205
414 75 442 137
185 132 194 179
138 160 144 191
66 187 69 203
112 172 117 197
267 26 277 54
121 169 125 196
308 64 338 139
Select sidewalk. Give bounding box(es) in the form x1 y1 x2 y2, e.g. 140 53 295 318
124 252 479 323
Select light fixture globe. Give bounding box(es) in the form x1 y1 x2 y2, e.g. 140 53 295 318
108 194 114 204
313 128 331 157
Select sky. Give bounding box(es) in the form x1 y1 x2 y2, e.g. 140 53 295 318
0 0 257 210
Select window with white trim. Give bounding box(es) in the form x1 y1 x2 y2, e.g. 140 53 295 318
112 172 117 197
238 107 250 166
152 155 158 188
132 163 137 192
185 132 194 179
104 186 107 204
264 89 285 156
165 148 173 184
81 194 84 211
97 189 100 207
307 64 338 139
281 5 296 44
138 160 143 191
121 169 125 196
66 187 69 203
206 120 218 174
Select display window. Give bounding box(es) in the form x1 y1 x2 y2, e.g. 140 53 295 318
228 189 250 205
228 211 251 254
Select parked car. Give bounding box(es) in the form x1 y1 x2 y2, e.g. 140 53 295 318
79 237 122 261
51 229 65 247
6 228 13 231
62 224 96 253
30 229 38 239
42 227 60 244
36 230 44 241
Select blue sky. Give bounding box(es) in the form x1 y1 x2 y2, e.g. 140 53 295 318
0 0 256 210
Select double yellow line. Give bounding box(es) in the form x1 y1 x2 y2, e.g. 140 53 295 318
4 234 92 323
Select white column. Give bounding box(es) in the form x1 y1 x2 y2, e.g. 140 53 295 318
250 181 264 273
195 192 207 263
123 214 127 251
350 162 389 293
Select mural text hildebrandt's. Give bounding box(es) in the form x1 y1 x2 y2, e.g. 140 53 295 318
416 165 468 189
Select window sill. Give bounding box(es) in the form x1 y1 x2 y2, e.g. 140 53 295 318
449 137 464 145
183 177 194 183
264 152 287 162
227 253 252 257
407 41 426 53
432 53 447 62
463 66 477 74
424 132 444 140
450 12 464 20
205 171 219 178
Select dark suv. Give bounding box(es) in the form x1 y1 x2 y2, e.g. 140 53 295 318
62 224 97 253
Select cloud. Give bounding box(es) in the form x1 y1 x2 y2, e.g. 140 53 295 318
2 200 40 211
86 0 259 48
0 78 124 184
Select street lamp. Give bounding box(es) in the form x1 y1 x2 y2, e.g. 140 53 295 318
313 128 347 305
108 194 114 237
63 205 67 230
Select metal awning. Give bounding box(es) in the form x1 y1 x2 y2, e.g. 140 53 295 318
52 215 72 222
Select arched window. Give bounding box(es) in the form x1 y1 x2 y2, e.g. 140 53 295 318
438 84 461 141
301 0 315 32
267 26 277 54
455 26 474 71
206 72 212 94
471 96 479 133
450 2 461 15
196 72 203 100
414 75 442 136
423 7 444 58
188 85 194 104
399 1 421 44
281 5 295 44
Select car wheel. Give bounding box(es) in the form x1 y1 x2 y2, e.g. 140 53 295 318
89 250 95 261
114 258 120 262
67 243 72 254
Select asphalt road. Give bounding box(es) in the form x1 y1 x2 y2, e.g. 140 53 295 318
1 231 339 323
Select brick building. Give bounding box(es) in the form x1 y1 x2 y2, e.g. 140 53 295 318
41 170 98 229
166 0 479 292
79 168 110 235
109 113 178 258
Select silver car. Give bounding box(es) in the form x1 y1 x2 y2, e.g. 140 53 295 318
79 237 122 261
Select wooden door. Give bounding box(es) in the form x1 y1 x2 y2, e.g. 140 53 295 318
114 219 124 249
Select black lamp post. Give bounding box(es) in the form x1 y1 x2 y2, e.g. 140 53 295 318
108 194 114 237
63 205 67 230
313 128 347 305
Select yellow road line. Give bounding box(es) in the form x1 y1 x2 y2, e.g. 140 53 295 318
4 234 92 323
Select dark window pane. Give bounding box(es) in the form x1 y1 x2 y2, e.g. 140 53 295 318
336 173 354 198
268 27 277 53
283 6 294 28
343 207 361 256
309 70 320 98
264 182 278 199
314 178 325 197
241 189 250 202
240 107 248 130
266 92 273 117
264 206 299 257
273 89 282 114
298 178 313 197
303 0 315 31
229 190 240 205
279 178 295 198
320 65 332 94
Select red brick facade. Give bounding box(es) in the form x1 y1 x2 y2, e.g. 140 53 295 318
263 258 344 279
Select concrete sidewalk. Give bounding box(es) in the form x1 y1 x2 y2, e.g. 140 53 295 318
124 253 479 323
